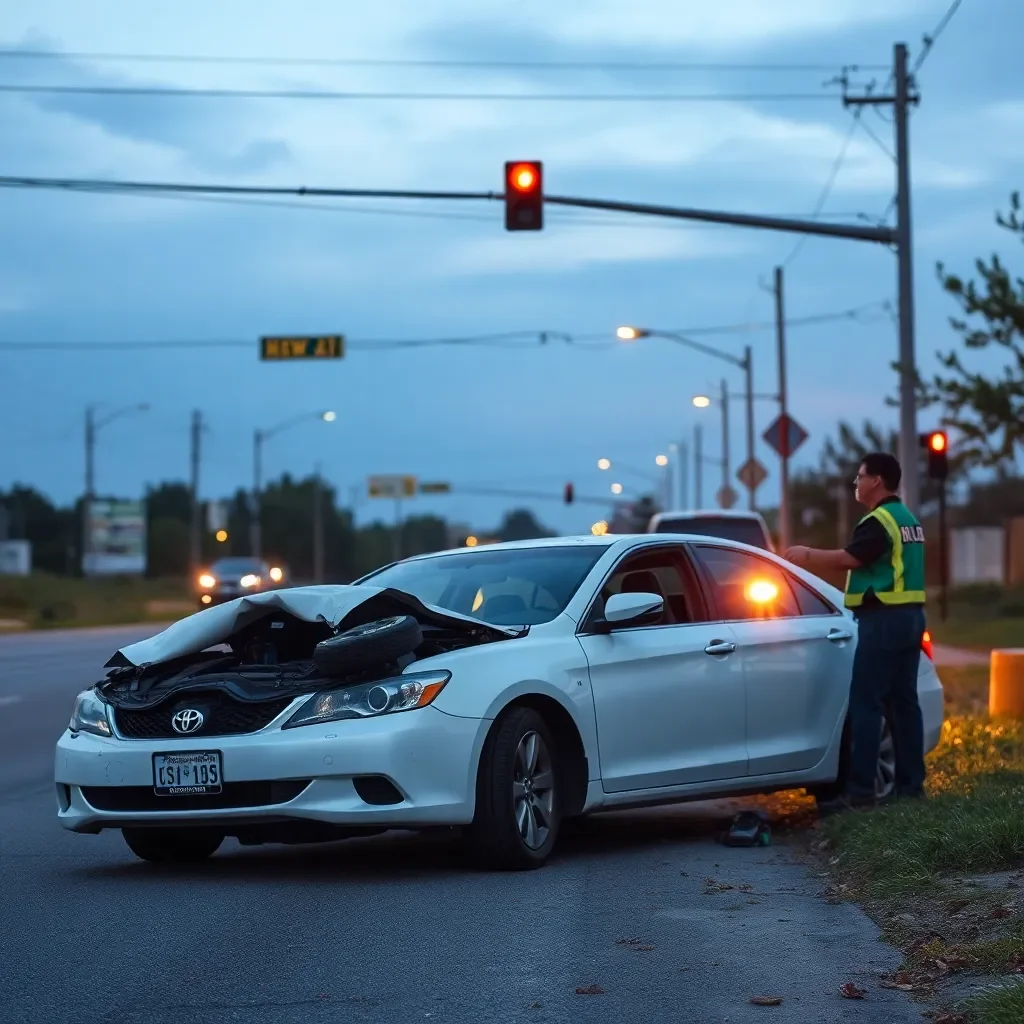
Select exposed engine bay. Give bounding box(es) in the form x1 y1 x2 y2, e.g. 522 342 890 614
96 586 524 711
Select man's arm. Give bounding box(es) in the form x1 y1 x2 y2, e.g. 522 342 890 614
785 516 889 571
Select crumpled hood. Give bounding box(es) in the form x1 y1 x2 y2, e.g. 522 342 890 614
105 584 520 668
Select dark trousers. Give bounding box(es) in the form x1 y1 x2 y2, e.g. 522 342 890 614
848 603 927 800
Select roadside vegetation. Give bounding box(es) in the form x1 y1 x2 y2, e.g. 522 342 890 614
0 573 193 629
811 665 1024 1022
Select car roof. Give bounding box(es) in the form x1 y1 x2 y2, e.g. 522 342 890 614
649 509 767 521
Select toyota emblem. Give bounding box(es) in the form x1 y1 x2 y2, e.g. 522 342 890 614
171 708 204 734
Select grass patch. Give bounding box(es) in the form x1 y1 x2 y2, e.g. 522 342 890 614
939 665 991 717
932 616 1024 652
963 980 1024 1023
0 573 192 629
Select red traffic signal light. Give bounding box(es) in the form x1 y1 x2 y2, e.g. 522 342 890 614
919 430 949 480
504 160 543 231
564 482 574 505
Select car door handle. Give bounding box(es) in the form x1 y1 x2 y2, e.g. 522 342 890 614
704 640 736 656
827 628 853 642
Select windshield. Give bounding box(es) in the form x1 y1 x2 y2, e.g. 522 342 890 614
212 558 267 575
653 516 771 550
360 546 605 625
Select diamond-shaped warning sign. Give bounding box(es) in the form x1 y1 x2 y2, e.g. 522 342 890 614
736 458 768 492
763 414 809 458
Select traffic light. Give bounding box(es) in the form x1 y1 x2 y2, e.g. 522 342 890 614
504 161 543 231
564 483 574 505
920 430 949 480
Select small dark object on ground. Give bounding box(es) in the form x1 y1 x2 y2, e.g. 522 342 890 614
721 810 772 847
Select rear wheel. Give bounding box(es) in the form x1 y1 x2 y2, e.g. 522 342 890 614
465 707 561 871
122 827 224 864
810 713 896 804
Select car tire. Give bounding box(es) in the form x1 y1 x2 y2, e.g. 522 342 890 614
122 827 224 864
809 711 897 805
465 706 561 871
313 615 423 676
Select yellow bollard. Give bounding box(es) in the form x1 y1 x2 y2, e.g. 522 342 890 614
989 649 1024 717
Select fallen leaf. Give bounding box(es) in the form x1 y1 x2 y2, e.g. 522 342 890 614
528 1001 543 1009
839 982 867 1000
575 985 604 996
750 995 784 1006
990 906 1013 919
933 1014 968 1024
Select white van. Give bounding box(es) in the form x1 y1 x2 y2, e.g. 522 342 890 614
646 508 776 552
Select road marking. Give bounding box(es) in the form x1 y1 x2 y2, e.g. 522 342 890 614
0 695 22 706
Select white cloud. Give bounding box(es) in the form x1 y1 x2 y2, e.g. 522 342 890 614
441 221 750 273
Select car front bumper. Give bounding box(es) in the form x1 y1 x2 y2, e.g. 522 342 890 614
55 705 484 834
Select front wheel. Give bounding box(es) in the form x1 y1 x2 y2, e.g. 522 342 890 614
122 827 224 864
465 707 561 870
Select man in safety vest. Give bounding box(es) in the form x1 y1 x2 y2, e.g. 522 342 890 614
784 452 927 810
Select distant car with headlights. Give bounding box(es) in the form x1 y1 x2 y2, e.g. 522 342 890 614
57 534 944 870
196 557 284 608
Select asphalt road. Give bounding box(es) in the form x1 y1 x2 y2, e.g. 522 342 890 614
0 625 923 1024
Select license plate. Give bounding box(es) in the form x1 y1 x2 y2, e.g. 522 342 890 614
152 750 223 796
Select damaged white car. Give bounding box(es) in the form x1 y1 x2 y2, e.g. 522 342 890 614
55 535 945 870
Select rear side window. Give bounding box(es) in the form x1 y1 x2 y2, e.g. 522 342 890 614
790 577 839 617
653 516 770 550
690 545 801 620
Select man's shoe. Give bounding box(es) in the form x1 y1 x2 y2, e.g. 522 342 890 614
817 793 877 815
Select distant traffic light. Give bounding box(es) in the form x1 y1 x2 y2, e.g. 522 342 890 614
564 483 574 505
504 161 543 231
920 430 949 480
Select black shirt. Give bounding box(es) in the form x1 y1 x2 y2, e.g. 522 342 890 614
844 495 901 611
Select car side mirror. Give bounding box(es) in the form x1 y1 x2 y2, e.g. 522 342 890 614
597 591 664 631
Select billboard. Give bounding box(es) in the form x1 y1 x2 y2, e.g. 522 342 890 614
84 499 147 576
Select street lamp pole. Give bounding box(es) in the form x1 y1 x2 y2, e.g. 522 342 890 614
251 410 336 561
82 402 149 575
744 344 755 511
720 378 730 503
694 423 703 509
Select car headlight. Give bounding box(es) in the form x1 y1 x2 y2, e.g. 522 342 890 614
282 670 451 729
198 573 216 588
69 689 112 738
240 574 261 588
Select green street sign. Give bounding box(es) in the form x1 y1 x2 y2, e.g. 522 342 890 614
260 335 344 360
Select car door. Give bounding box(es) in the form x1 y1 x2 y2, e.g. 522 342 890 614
576 544 747 793
687 543 854 776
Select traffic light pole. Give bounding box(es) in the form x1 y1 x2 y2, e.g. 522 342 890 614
938 479 948 622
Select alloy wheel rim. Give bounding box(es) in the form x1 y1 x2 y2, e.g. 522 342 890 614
875 719 897 800
512 730 555 850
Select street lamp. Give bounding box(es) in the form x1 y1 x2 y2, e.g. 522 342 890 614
597 458 611 471
83 402 150 573
617 325 756 510
252 410 336 558
611 482 624 495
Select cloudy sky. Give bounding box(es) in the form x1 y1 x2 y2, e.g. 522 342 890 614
0 0 1019 536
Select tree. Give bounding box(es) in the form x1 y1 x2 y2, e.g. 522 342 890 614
922 191 1024 471
495 509 553 542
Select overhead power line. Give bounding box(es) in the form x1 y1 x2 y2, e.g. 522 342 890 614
0 82 838 103
912 0 965 75
0 303 894 352
0 48 889 73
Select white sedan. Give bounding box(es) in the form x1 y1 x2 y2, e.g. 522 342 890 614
55 534 945 869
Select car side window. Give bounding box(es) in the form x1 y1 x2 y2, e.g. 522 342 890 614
597 548 694 626
788 575 839 617
690 545 802 621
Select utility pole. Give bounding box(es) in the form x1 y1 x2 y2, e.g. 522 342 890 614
773 266 791 551
719 379 730 506
743 345 755 511
393 497 403 561
251 429 263 559
845 42 921 514
679 440 689 510
189 410 202 577
313 464 325 583
83 405 95 575
694 423 703 509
